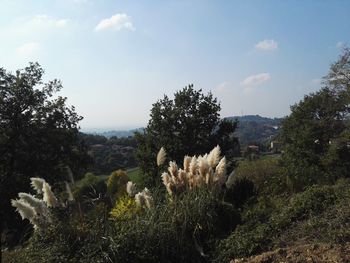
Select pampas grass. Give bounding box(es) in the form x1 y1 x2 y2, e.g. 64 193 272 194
160 146 228 196
30 177 46 194
43 182 59 207
135 187 153 209
157 147 166 166
11 199 36 221
126 181 137 197
18 192 47 216
12 179 60 229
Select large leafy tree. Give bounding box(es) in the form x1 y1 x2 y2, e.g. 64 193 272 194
280 48 350 189
0 63 90 245
135 85 240 186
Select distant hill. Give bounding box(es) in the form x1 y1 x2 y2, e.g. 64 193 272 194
225 115 284 147
84 115 283 147
84 128 144 138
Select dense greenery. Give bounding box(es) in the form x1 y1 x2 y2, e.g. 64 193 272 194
135 85 240 186
228 115 282 148
280 48 350 190
0 63 90 246
4 49 350 263
80 133 137 175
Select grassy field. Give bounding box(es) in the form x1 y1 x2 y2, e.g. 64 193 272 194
126 167 142 184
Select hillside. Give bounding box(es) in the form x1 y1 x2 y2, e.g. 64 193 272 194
226 115 283 147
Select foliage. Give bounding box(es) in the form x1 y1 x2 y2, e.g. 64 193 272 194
106 170 128 199
224 177 255 208
135 85 239 187
106 188 240 263
214 180 350 262
234 157 285 195
228 115 282 147
0 63 91 246
80 133 137 175
109 195 140 220
280 48 350 189
73 173 106 204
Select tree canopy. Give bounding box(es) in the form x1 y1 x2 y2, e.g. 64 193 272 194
0 63 90 243
135 85 239 186
280 48 350 189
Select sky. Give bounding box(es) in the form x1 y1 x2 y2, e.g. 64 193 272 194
0 0 349 130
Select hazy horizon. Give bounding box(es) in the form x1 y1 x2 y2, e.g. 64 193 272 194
1 0 349 130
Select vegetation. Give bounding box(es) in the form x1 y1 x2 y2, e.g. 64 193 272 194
228 115 282 148
3 49 350 263
0 63 90 247
80 133 137 175
280 47 350 190
135 85 240 186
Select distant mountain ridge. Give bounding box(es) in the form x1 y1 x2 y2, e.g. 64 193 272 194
84 128 144 138
225 115 284 147
84 115 283 146
226 115 283 125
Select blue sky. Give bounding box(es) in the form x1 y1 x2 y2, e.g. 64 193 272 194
1 0 349 130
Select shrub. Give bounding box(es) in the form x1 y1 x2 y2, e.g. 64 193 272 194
109 195 140 220
106 169 128 199
234 157 284 195
73 173 106 202
214 181 349 262
224 177 255 208
106 188 240 263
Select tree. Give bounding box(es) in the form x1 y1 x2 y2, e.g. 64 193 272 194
280 48 350 189
135 85 239 186
0 63 91 246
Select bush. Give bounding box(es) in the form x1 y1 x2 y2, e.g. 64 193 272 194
106 169 128 199
73 173 106 201
214 181 350 262
224 177 255 208
234 157 285 195
105 188 240 263
109 195 140 220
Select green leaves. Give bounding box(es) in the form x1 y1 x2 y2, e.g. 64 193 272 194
135 85 239 187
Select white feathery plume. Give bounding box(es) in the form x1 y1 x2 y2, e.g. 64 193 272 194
42 182 59 207
65 181 74 201
142 188 153 208
178 169 187 185
126 181 137 197
183 156 191 172
142 187 151 196
215 157 227 179
168 161 178 178
11 199 36 221
161 172 172 186
198 157 209 177
135 188 153 209
135 192 145 207
189 156 197 175
207 145 221 167
18 192 46 215
30 177 46 194
157 147 166 166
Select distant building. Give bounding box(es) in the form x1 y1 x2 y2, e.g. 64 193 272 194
270 141 281 152
248 145 259 152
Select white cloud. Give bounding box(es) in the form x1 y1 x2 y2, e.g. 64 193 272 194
336 41 345 49
31 15 68 28
255 39 278 51
95 13 135 32
241 73 271 87
311 78 322 85
16 42 40 56
216 81 231 92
